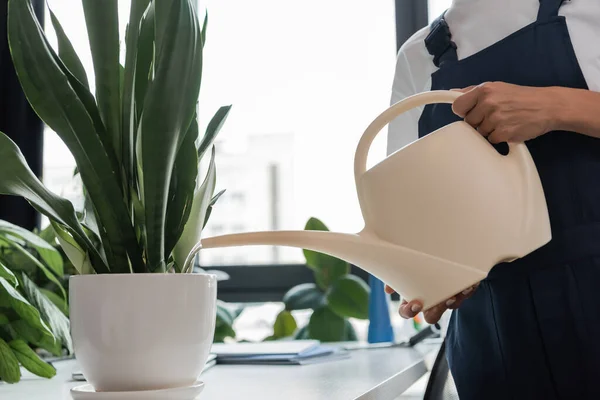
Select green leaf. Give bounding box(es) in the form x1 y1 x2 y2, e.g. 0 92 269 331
197 105 231 161
215 300 235 327
0 313 9 325
9 320 62 356
37 224 57 244
303 218 350 289
326 275 370 320
7 0 143 273
9 339 56 379
308 307 346 342
122 0 151 187
0 250 36 275
213 324 235 342
8 242 65 300
0 261 17 287
51 222 93 275
0 277 54 344
20 274 72 353
40 289 68 317
201 11 207 48
0 338 20 383
134 2 154 123
0 219 64 278
82 0 121 165
293 325 309 340
139 0 203 271
202 189 225 229
165 112 199 258
273 310 297 339
343 320 358 341
47 6 89 88
283 283 326 311
0 133 107 273
174 147 217 272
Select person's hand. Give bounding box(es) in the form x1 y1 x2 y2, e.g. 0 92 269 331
384 283 479 324
451 82 563 144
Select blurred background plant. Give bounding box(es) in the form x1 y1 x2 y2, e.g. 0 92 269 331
266 217 370 342
214 301 245 343
0 220 71 383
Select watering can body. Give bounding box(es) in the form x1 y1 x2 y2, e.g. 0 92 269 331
199 90 552 310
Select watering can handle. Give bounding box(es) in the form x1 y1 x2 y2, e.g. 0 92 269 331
353 90 530 182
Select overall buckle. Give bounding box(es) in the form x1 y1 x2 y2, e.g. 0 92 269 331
424 16 457 67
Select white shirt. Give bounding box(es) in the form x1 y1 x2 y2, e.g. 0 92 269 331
387 0 600 155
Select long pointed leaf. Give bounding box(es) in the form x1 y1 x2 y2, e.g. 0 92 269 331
165 112 199 258
40 288 69 317
0 277 54 342
20 274 72 353
7 320 62 356
174 146 217 272
198 105 231 161
0 220 63 278
0 132 107 274
0 338 21 383
51 222 94 275
202 189 225 229
47 6 88 89
8 242 65 300
201 11 208 48
82 0 121 165
122 0 151 188
140 0 203 271
0 261 17 287
9 339 56 379
8 0 144 273
134 2 155 124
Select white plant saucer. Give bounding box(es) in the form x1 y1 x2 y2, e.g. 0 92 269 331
70 381 205 400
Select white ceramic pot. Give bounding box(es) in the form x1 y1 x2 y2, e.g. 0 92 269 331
69 273 217 392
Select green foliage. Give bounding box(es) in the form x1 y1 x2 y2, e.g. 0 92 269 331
326 275 370 320
283 283 326 311
0 223 70 383
303 218 349 289
1 0 228 274
265 310 297 341
269 217 369 342
9 340 56 379
0 339 20 384
214 301 244 343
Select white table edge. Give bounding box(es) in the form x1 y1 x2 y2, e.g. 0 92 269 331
356 358 428 400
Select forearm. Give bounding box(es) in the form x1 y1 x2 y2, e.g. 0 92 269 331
550 87 600 139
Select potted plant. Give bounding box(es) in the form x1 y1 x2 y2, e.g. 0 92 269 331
267 217 371 342
0 220 71 383
0 0 229 392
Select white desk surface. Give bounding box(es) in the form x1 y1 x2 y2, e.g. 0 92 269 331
0 346 428 400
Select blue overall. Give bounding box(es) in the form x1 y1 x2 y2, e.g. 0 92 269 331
418 1 600 398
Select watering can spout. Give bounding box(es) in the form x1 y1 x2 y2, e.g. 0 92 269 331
199 229 488 311
201 230 364 266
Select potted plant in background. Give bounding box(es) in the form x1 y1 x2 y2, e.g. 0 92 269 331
0 0 230 393
267 217 371 342
0 220 71 384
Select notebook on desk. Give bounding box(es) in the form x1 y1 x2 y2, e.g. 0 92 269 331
211 340 350 365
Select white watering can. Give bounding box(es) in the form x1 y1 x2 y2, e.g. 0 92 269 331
193 90 552 310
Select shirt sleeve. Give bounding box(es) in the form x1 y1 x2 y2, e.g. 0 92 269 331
386 29 434 156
